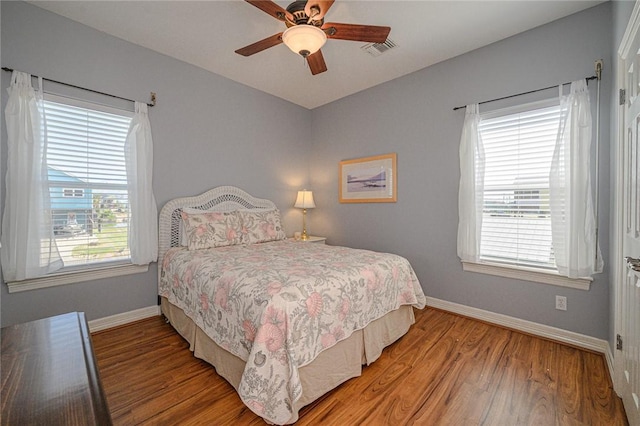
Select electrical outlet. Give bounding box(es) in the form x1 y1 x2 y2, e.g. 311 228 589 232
555 295 567 311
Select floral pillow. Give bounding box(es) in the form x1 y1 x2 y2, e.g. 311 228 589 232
180 207 213 246
181 210 244 250
238 209 287 244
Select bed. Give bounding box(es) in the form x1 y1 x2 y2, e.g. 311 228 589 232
158 186 426 424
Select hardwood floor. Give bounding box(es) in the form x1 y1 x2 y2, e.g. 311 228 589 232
91 308 628 425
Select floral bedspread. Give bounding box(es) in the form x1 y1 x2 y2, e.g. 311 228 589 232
159 240 426 424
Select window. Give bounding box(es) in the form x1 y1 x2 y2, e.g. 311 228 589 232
458 98 594 290
44 95 133 272
478 101 559 270
3 71 156 292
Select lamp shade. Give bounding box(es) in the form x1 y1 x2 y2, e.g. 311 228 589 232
282 25 327 57
294 190 316 209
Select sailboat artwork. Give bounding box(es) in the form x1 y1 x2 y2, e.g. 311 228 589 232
339 153 397 203
347 169 387 192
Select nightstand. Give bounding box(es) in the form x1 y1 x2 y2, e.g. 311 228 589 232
298 236 326 244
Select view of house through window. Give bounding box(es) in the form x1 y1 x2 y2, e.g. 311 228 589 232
478 101 561 270
44 95 133 270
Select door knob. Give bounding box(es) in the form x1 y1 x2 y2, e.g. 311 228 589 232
625 256 640 272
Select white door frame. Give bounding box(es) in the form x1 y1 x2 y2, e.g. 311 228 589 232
614 0 640 402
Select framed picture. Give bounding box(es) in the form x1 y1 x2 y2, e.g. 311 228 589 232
339 153 397 203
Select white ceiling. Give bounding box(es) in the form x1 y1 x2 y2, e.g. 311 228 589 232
29 0 604 109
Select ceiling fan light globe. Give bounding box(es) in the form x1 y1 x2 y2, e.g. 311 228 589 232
282 25 327 57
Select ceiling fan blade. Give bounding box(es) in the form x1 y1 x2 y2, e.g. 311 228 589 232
245 0 293 22
235 33 283 56
307 50 328 75
305 0 335 21
323 22 391 43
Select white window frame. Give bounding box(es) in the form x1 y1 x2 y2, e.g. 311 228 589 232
462 99 591 290
6 94 147 293
462 261 591 290
6 264 149 293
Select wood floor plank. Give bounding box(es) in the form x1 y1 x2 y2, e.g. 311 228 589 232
324 316 468 424
479 344 536 424
556 344 586 423
583 350 625 424
92 308 628 425
125 378 237 425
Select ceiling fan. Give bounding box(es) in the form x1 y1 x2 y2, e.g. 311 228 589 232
235 0 391 75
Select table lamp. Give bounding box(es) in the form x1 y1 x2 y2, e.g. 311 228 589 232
294 190 316 241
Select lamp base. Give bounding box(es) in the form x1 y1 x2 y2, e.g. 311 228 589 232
301 208 309 241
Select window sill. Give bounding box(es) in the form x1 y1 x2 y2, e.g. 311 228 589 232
461 261 591 290
6 263 149 293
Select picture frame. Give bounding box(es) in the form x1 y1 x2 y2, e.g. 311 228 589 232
339 153 397 203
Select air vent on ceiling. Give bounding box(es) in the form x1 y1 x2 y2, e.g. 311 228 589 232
361 39 397 57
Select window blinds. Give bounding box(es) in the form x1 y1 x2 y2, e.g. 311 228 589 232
43 95 133 269
478 102 561 270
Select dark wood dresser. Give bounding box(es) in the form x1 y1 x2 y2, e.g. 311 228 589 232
1 312 112 425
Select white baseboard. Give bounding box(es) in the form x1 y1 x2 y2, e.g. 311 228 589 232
426 297 610 354
88 305 160 332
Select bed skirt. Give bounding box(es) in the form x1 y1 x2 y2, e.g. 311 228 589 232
160 297 415 424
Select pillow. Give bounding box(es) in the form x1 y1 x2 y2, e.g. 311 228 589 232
238 209 286 244
179 207 222 246
179 218 188 246
181 210 243 250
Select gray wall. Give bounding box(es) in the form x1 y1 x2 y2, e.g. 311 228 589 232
0 1 312 326
310 2 614 339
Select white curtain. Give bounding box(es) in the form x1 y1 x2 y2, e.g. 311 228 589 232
125 102 158 265
549 80 603 278
1 72 62 281
457 104 485 262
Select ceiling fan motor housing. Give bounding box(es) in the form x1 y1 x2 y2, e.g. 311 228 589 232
285 0 323 27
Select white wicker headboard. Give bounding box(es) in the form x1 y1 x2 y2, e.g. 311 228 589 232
158 186 277 262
